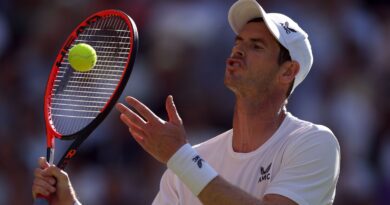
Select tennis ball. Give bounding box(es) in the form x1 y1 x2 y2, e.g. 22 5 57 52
68 43 97 72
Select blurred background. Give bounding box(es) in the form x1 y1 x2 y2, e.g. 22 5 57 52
0 0 389 204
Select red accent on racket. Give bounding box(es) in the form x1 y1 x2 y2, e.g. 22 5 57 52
33 9 138 204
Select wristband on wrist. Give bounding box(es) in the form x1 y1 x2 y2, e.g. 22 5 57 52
167 143 218 196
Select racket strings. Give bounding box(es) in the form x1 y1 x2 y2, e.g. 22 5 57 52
51 15 132 135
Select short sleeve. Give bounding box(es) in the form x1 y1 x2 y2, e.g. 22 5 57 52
265 128 340 205
152 169 180 205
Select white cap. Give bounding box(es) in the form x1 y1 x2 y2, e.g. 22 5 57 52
228 0 313 93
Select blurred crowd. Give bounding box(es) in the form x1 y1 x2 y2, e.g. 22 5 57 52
0 0 389 204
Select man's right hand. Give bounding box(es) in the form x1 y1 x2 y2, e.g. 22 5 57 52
32 157 79 205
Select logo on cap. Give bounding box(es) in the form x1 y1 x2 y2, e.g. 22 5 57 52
280 22 297 34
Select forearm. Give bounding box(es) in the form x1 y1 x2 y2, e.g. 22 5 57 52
198 176 262 205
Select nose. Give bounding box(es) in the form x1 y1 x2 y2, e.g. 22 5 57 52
231 43 245 58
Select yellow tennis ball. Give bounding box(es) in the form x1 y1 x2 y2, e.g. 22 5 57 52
68 43 97 72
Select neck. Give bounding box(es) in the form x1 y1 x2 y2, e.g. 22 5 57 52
232 95 286 153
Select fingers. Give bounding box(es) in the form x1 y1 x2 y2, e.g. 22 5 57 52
119 114 145 140
32 176 56 196
42 166 69 184
33 157 78 203
33 166 57 199
34 159 56 186
116 103 147 128
129 127 145 141
165 95 182 125
34 160 69 193
124 96 160 122
32 184 51 198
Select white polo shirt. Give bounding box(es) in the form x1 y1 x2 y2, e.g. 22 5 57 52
153 112 340 205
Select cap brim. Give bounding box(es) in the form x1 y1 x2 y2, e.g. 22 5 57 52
228 0 281 43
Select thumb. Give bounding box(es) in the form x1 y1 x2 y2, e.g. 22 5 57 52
165 95 182 125
38 157 50 169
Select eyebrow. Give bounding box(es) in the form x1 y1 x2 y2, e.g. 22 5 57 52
235 35 267 46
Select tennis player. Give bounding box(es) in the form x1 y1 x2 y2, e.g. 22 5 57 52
32 0 340 204
116 0 340 204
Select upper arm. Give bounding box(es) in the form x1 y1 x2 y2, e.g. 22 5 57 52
265 130 340 205
198 176 297 205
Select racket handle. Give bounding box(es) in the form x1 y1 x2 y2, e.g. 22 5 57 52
33 196 49 205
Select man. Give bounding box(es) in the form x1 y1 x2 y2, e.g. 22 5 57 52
32 0 340 204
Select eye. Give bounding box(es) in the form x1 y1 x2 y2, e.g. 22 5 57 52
253 44 263 50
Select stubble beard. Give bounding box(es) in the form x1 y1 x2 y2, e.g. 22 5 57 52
224 73 273 100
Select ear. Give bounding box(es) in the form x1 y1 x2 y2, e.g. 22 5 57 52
279 60 300 85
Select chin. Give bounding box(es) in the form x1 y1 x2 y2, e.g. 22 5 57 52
224 77 239 93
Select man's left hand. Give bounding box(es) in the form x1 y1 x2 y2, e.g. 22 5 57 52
115 95 187 164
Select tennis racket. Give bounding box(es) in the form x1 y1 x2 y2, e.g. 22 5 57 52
34 9 138 204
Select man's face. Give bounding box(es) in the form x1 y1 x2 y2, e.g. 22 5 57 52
224 21 281 98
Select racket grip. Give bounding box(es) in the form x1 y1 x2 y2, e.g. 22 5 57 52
33 197 49 205
33 194 49 205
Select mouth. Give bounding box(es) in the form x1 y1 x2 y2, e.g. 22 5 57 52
226 58 244 71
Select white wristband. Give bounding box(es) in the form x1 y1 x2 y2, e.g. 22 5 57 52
167 144 218 196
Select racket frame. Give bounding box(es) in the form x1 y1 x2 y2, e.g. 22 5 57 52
43 9 138 169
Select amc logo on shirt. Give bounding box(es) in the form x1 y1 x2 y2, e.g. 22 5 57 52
258 163 272 183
